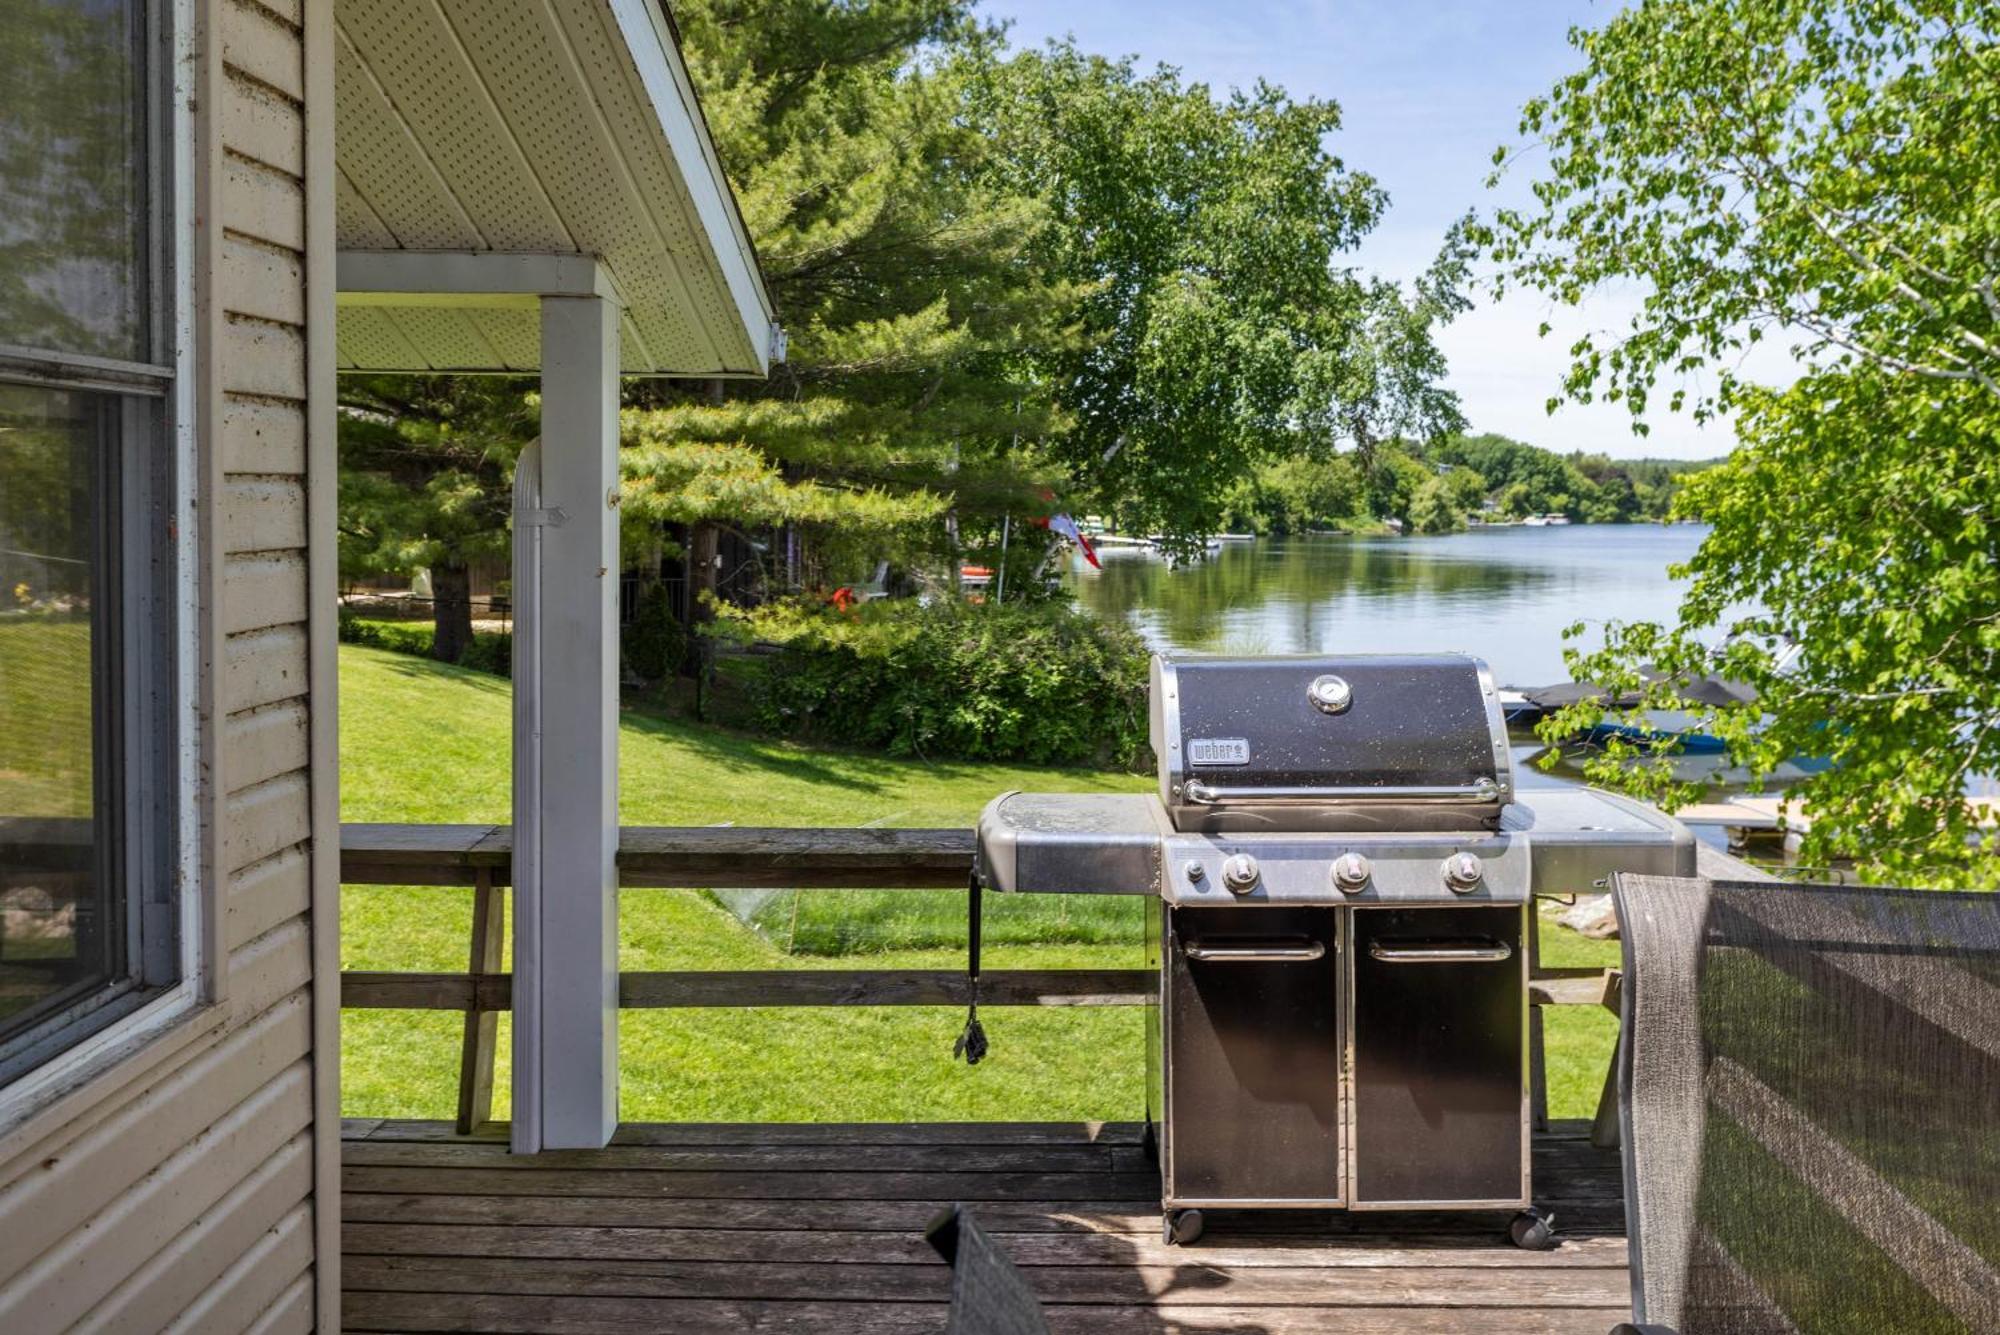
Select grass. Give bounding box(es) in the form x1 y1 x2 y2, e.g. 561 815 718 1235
1 617 96 1023
339 641 1619 1123
0 617 93 818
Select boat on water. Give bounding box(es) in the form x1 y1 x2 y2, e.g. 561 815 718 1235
1502 674 1754 730
1519 513 1572 527
1501 646 1831 772
1575 709 1730 754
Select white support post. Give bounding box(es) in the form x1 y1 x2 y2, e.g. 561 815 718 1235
515 293 621 1150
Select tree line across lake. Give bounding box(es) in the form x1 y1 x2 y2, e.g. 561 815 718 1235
1221 432 1712 536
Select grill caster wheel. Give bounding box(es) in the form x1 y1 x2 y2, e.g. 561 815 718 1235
1510 1207 1556 1251
1165 1209 1204 1246
1140 1122 1159 1165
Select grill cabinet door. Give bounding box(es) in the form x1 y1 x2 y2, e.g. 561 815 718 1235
1165 906 1341 1204
1351 905 1526 1206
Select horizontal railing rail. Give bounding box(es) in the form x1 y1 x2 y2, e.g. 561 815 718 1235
343 969 1156 1010
340 822 1627 1133
340 821 975 887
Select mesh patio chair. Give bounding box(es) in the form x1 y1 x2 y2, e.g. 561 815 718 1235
925 1204 1051 1335
1610 872 2000 1334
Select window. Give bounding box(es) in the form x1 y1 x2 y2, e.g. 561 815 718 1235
0 0 183 1089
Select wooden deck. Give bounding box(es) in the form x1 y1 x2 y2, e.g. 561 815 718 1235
341 1119 1631 1332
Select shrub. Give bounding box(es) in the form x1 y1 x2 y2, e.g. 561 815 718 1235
624 580 687 683
338 608 511 676
711 598 1150 769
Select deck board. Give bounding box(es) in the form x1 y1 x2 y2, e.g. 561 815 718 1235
343 1120 1630 1333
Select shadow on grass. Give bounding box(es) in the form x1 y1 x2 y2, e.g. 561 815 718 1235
362 645 1143 809
617 692 1145 804
619 704 909 795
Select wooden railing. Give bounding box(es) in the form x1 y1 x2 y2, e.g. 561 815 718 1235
341 822 1623 1133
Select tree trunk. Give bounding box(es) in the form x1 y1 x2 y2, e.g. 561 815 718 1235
694 382 727 624
689 523 720 621
688 522 721 721
431 561 474 664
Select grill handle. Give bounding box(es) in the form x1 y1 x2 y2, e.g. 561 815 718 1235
1368 939 1514 964
1180 778 1501 806
1183 938 1327 963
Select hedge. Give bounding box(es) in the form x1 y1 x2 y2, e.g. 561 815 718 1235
711 598 1150 769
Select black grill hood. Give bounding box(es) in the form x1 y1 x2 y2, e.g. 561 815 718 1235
1149 654 1514 833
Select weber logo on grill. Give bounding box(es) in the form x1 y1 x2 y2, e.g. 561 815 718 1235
1188 737 1251 766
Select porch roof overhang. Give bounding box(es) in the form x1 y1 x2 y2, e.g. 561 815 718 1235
332 0 778 377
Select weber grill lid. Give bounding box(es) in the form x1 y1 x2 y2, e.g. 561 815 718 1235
1151 653 1513 832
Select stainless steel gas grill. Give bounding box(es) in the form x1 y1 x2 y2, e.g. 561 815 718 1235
972 653 1694 1247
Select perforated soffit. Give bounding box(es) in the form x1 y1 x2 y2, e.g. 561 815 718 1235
332 0 772 377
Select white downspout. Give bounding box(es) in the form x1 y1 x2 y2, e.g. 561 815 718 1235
510 441 544 1155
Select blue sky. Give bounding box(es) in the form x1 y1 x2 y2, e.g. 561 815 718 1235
989 0 1772 460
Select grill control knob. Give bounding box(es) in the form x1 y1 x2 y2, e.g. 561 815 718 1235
1442 851 1485 893
1220 853 1260 895
1331 852 1371 894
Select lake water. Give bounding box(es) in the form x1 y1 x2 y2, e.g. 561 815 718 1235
1068 523 1710 691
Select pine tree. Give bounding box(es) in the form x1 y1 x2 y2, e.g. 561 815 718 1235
624 2 1075 607
337 378 534 662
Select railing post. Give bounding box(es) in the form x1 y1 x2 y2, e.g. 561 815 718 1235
1592 970 1625 1149
1529 904 1548 1132
455 868 504 1135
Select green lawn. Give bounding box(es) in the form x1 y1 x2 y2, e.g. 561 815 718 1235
339 642 1618 1123
0 617 93 818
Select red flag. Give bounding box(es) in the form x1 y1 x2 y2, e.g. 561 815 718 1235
1045 513 1100 569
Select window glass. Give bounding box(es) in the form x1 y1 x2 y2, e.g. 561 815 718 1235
0 383 126 1048
0 0 148 363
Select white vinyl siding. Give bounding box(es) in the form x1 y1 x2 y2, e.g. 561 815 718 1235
0 0 325 1327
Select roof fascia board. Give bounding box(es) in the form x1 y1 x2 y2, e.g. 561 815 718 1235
336 250 623 306
604 0 776 374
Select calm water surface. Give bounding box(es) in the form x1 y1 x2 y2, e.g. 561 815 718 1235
1068 523 1709 690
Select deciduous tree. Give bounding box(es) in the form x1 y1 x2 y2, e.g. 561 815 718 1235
1486 0 2000 884
963 43 1468 551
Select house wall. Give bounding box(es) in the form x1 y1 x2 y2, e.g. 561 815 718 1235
0 0 333 1329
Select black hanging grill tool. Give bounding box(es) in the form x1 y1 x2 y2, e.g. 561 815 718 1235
953 869 987 1065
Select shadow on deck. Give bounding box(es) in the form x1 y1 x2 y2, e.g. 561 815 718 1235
340 1119 1631 1333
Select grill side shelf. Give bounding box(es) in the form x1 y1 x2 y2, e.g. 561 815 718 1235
974 791 1164 895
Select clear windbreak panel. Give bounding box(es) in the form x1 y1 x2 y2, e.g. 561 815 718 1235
625 882 1149 1122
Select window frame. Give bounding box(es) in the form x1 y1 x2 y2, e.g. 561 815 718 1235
0 0 205 1121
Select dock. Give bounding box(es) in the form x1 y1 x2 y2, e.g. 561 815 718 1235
1675 795 1790 833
